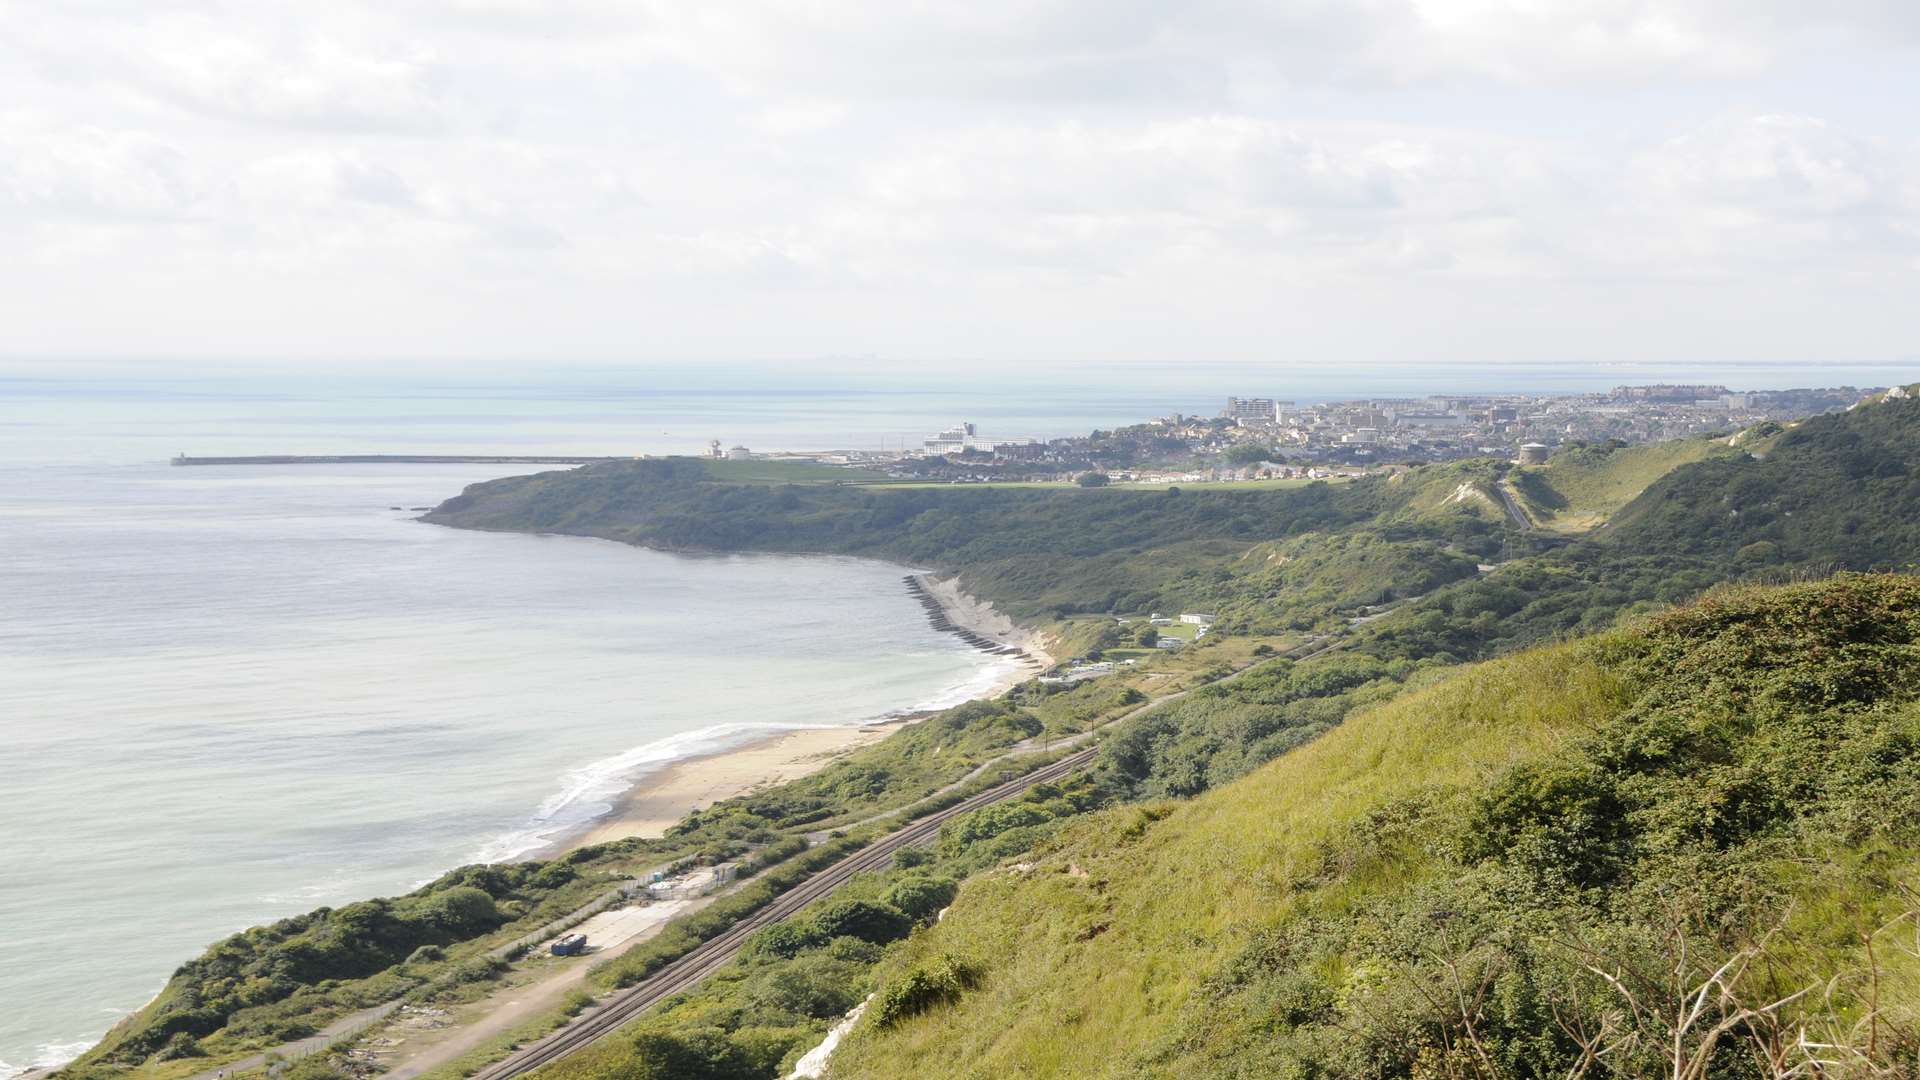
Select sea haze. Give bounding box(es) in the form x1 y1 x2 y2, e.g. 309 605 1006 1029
0 457 1013 1077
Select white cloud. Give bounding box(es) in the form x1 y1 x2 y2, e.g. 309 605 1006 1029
0 0 1916 364
116 14 449 132
0 113 203 223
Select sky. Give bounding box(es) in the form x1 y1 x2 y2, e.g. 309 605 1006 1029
2 1 1918 375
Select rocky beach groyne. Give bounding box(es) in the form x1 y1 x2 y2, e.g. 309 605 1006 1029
903 575 1049 672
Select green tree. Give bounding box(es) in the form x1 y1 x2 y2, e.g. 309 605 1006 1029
1075 472 1110 487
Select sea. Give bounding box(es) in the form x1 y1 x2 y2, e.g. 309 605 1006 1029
0 360 1903 1075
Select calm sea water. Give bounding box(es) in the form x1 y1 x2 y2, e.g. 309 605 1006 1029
0 362 1899 1074
0 374 1121 1077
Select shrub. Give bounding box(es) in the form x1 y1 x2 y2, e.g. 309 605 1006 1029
1461 762 1628 891
869 954 981 1028
419 886 501 933
939 803 1051 855
620 1028 759 1080
447 955 508 985
750 954 867 1019
154 1033 204 1061
811 900 913 946
882 876 959 922
743 921 824 961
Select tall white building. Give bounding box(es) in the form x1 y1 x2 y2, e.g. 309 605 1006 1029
924 422 983 455
1224 397 1277 423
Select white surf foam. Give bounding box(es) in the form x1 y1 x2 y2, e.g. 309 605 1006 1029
471 721 832 863
0 1038 97 1080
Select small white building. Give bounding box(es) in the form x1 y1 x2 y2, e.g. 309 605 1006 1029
1154 637 1183 650
1179 613 1215 626
727 446 753 460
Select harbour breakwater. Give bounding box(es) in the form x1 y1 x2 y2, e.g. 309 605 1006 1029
171 455 623 466
903 575 1045 672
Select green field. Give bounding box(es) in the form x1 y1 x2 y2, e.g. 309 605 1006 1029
698 458 885 484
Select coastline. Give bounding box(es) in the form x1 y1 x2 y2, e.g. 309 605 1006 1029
547 574 1052 855
553 723 906 851
913 573 1056 670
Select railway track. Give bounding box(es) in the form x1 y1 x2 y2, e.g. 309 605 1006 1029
470 744 1100 1080
468 633 1357 1080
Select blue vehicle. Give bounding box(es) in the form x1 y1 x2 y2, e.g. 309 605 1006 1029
550 933 588 957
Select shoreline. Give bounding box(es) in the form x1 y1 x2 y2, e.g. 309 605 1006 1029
546 722 910 853
912 573 1056 671
543 575 1052 855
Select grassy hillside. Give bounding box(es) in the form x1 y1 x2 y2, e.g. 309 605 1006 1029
833 574 1920 1078
1605 391 1920 566
424 457 1503 625
1509 434 1748 533
1364 388 1920 660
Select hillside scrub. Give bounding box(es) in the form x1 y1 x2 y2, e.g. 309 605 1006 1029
834 575 1920 1078
1510 435 1744 532
424 457 1504 624
530 772 1111 1080
65 862 601 1073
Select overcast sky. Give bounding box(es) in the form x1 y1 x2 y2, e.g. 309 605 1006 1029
3 1 1918 374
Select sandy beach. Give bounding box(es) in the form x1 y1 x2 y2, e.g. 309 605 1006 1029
560 723 906 849
553 576 1051 855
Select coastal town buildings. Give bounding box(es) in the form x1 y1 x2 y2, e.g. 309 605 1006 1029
1224 397 1277 423
848 384 1876 485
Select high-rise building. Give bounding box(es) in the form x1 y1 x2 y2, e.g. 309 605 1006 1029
1224 397 1277 423
924 422 982 455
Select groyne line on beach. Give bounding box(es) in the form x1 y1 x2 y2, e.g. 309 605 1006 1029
903 575 1044 669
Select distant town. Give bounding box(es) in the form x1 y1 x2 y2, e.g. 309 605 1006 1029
712 383 1878 484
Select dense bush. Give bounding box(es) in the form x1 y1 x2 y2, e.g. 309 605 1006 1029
1098 653 1424 799
881 876 957 922
868 954 980 1028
